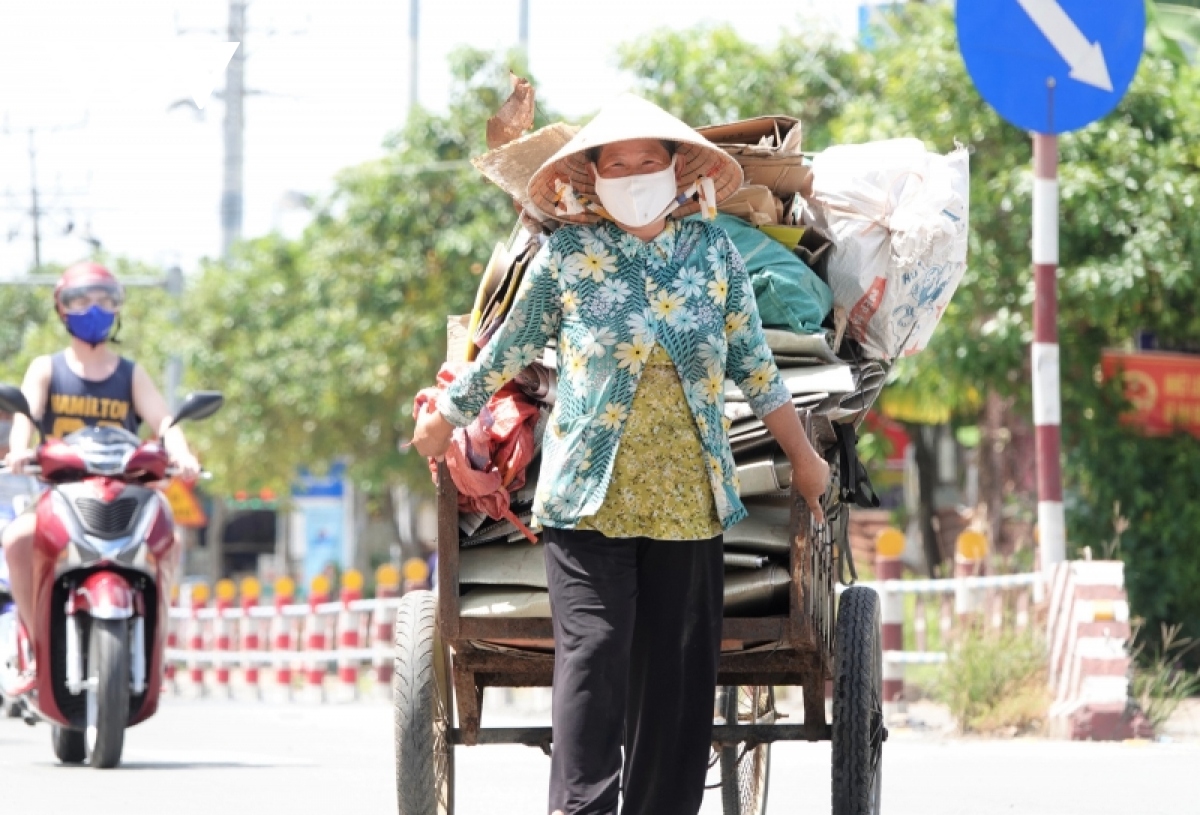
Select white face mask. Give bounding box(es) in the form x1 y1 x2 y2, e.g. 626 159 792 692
591 157 679 228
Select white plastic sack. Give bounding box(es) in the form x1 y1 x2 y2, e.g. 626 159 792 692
809 139 969 360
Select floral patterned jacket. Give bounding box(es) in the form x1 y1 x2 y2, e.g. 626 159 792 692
438 218 792 531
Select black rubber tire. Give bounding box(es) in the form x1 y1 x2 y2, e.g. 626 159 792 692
85 618 129 769
394 590 454 815
51 725 86 764
720 686 772 815
832 586 884 815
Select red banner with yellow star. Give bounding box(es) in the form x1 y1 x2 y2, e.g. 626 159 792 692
1100 350 1200 437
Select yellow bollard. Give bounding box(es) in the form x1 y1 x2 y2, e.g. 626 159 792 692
954 530 989 620
402 557 430 593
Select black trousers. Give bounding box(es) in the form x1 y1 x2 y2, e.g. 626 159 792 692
543 526 725 815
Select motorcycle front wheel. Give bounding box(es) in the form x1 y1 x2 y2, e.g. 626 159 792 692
85 618 129 769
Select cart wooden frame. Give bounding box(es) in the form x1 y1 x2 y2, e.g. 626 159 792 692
394 406 886 815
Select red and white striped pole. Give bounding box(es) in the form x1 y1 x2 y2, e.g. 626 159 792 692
373 564 401 690
913 595 928 653
955 530 988 623
213 579 237 696
240 577 264 696
1033 133 1067 571
1015 588 1031 632
939 595 953 644
272 576 296 697
165 584 180 688
875 528 906 719
337 570 364 698
188 582 210 693
305 575 332 699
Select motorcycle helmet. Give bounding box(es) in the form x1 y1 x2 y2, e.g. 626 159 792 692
54 262 125 346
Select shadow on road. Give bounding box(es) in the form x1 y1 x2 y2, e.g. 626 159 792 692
37 759 314 771
119 761 311 771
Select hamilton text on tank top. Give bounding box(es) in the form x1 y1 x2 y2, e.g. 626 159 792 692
40 352 141 438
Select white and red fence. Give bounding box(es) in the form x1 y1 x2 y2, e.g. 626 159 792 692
855 528 1147 741
847 528 1043 719
168 537 1144 740
166 566 406 700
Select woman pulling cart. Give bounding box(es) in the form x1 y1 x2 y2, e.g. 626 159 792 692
412 93 830 815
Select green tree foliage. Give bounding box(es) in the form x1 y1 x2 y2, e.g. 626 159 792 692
616 23 860 147
180 49 529 497
620 4 1200 641
0 286 53 383
1157 3 1200 62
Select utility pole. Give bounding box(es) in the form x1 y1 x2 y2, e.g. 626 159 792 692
409 0 420 113
2 116 92 274
27 130 41 271
171 4 305 581
164 266 185 413
518 0 529 58
222 1 247 260
174 1 304 262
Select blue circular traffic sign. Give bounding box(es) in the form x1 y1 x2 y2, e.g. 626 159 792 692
957 0 1145 134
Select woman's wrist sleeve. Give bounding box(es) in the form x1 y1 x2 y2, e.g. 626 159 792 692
436 391 474 429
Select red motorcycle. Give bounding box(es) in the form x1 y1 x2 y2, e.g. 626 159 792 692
0 384 222 768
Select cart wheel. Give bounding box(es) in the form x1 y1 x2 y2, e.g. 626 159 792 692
832 586 883 815
719 685 772 815
394 590 455 815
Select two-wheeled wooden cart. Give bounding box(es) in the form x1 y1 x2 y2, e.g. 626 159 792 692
393 387 886 815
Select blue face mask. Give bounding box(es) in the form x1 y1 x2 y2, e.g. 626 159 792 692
64 305 116 345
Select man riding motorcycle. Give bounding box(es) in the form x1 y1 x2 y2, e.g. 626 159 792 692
0 261 200 694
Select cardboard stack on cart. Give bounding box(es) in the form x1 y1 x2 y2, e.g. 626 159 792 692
443 105 968 623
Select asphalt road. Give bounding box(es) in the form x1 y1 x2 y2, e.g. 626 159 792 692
0 695 1195 815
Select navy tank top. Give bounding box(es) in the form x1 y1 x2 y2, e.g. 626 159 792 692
40 352 141 438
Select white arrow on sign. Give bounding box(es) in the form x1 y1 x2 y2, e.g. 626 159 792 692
1015 0 1113 91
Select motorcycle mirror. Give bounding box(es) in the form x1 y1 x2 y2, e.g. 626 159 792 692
0 384 33 421
168 391 224 429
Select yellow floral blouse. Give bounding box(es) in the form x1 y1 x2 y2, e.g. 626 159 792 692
438 220 791 531
577 343 723 541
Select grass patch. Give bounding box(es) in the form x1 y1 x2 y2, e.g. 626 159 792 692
934 623 1050 735
1129 622 1200 732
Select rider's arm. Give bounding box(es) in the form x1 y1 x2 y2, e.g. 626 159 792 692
130 364 194 463
8 356 52 454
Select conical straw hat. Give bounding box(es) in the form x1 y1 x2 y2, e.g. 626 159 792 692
526 93 744 225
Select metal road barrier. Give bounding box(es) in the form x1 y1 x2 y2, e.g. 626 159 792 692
851 527 1045 718
166 556 1043 704
164 566 406 700
168 543 1133 739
